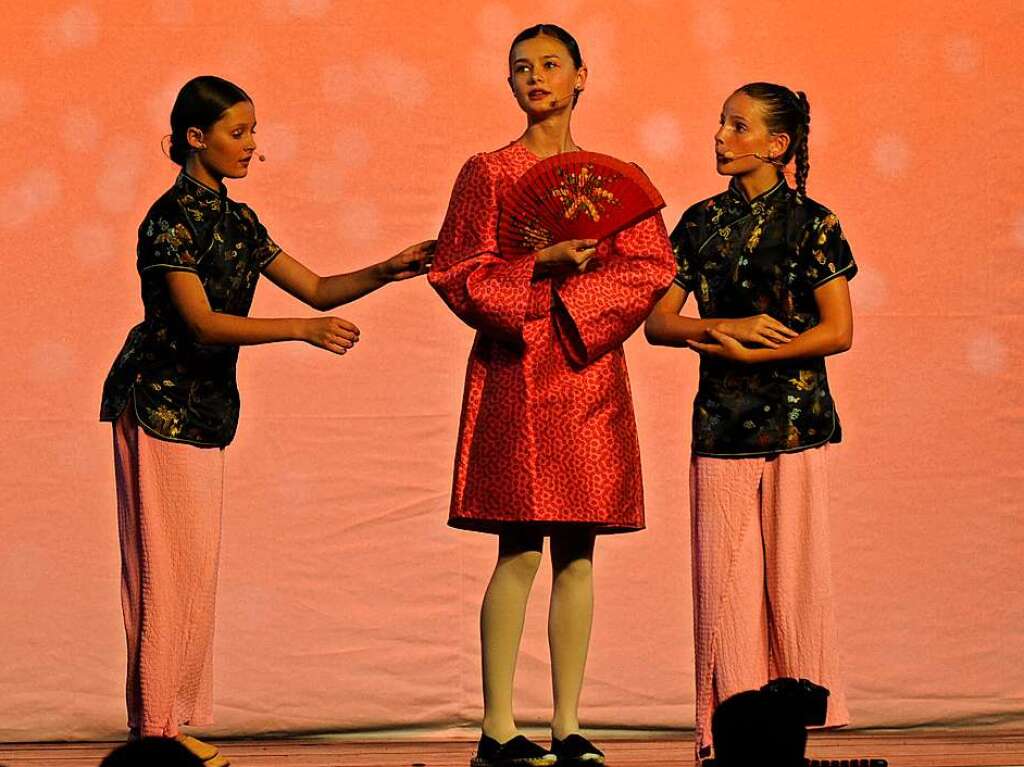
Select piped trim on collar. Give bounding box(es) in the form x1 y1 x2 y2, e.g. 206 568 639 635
176 172 228 202
728 176 789 206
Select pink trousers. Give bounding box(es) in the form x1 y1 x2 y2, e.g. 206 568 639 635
112 406 225 737
690 445 849 757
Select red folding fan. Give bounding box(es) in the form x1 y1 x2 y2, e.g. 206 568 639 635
498 151 665 258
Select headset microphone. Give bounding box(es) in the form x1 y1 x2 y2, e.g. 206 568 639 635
547 86 579 110
722 151 785 167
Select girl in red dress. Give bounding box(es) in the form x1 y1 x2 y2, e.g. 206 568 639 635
429 24 675 767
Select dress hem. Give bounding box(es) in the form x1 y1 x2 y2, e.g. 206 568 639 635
448 518 644 536
100 392 230 449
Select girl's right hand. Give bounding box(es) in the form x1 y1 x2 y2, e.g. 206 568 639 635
301 317 360 355
716 314 798 348
535 239 599 273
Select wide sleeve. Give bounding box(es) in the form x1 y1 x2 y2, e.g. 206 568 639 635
136 205 199 275
803 210 857 289
552 212 676 366
428 153 536 343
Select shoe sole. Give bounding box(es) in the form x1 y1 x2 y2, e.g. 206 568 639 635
176 735 220 762
470 756 558 767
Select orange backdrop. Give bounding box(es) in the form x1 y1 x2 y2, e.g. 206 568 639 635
1 0 1022 741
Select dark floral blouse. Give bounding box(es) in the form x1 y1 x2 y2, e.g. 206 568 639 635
671 178 857 457
100 173 282 447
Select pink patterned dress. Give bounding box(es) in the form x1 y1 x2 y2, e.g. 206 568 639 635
429 142 675 533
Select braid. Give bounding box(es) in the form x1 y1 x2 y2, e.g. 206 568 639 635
793 91 810 200
736 82 813 198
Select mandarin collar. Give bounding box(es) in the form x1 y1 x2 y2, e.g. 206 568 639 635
176 172 229 209
727 176 789 209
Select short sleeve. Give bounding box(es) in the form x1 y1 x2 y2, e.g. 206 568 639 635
137 212 198 274
669 206 699 292
803 211 857 288
239 204 282 272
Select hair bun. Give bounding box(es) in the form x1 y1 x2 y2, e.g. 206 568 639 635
167 75 250 167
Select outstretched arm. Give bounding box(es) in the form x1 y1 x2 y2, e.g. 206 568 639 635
165 271 359 355
263 240 435 311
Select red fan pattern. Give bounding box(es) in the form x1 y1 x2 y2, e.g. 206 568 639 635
498 151 666 258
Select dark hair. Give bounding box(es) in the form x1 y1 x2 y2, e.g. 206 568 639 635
509 24 583 106
100 737 203 766
167 76 251 166
736 82 811 198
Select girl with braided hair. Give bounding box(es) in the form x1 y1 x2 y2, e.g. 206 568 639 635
645 82 856 760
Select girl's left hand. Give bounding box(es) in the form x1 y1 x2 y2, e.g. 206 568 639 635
381 240 437 281
687 328 758 363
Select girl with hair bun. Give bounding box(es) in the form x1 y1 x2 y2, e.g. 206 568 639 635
99 75 434 765
430 24 675 767
645 83 856 760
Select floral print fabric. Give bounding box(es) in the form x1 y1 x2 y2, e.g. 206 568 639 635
429 143 676 532
100 173 281 447
671 178 856 457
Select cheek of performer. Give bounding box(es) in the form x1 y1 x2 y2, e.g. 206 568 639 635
713 89 792 199
183 98 260 187
507 32 586 120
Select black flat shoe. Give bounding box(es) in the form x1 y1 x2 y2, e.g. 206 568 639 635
471 734 558 767
551 734 606 765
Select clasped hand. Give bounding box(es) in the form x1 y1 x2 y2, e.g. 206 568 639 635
687 313 798 362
